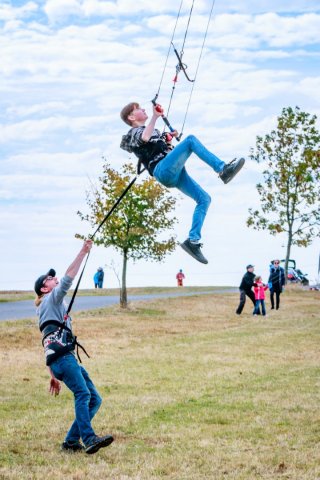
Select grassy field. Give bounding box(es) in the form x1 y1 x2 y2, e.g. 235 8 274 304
0 286 230 303
0 286 319 479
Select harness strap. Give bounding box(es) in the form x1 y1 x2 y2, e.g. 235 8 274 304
40 319 63 333
74 337 90 363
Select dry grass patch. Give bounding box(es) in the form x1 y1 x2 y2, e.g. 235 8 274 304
0 287 319 479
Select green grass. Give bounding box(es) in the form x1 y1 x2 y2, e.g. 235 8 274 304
0 286 319 479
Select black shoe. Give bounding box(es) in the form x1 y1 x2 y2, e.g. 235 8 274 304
85 435 114 455
219 158 245 184
180 239 208 264
61 440 84 452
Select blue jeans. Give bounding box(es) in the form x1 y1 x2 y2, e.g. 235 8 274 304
50 353 102 446
153 135 225 242
254 300 266 316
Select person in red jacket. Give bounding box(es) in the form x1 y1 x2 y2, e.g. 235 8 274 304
253 275 268 316
176 269 185 287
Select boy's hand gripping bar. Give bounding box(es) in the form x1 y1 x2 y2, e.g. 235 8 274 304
151 97 181 142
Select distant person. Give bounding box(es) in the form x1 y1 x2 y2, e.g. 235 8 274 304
176 269 185 287
253 275 268 316
34 240 113 454
93 267 104 289
236 265 257 315
268 259 285 310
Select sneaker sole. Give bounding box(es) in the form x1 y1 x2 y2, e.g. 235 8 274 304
61 445 84 453
180 243 208 264
85 436 114 455
222 157 245 184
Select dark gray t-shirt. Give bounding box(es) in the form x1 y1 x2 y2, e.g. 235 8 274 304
120 126 170 175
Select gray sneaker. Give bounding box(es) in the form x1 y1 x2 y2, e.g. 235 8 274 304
219 157 245 184
180 239 208 264
85 435 114 455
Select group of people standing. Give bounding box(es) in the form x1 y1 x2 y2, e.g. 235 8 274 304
236 260 286 316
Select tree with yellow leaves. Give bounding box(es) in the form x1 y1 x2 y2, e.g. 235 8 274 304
77 161 178 307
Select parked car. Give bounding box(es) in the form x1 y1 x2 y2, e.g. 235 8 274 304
280 259 309 286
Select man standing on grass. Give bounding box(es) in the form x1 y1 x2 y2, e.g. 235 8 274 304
34 240 114 454
236 264 257 315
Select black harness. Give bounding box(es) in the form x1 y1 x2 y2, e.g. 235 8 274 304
132 139 169 176
40 319 90 366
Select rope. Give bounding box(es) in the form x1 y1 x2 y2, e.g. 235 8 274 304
155 0 184 100
161 0 195 120
179 0 216 137
179 0 195 58
66 250 91 316
66 173 142 316
90 175 139 239
156 0 217 138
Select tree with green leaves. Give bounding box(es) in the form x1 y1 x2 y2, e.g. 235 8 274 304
77 161 178 307
247 106 320 277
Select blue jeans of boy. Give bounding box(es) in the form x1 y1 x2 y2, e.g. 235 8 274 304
254 300 266 316
50 353 102 446
153 135 225 242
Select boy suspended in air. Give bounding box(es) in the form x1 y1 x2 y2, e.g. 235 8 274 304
120 102 245 264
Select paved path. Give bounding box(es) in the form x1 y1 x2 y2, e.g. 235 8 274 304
0 289 237 322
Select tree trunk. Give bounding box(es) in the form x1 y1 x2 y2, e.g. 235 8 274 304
285 230 293 284
120 250 128 308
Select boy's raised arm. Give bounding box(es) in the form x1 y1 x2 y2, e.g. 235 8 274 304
141 105 163 142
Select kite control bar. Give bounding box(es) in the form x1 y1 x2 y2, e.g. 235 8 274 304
151 96 181 142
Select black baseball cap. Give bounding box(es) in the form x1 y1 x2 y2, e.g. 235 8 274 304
246 264 254 269
34 268 56 296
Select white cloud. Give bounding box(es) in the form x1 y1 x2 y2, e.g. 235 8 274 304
43 0 210 23
3 149 103 178
0 1 38 22
208 13 320 49
0 115 106 143
44 0 83 22
254 13 320 47
0 173 86 201
214 0 320 14
295 77 320 104
6 101 73 117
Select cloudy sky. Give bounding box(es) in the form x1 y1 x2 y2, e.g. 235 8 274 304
1 0 319 291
